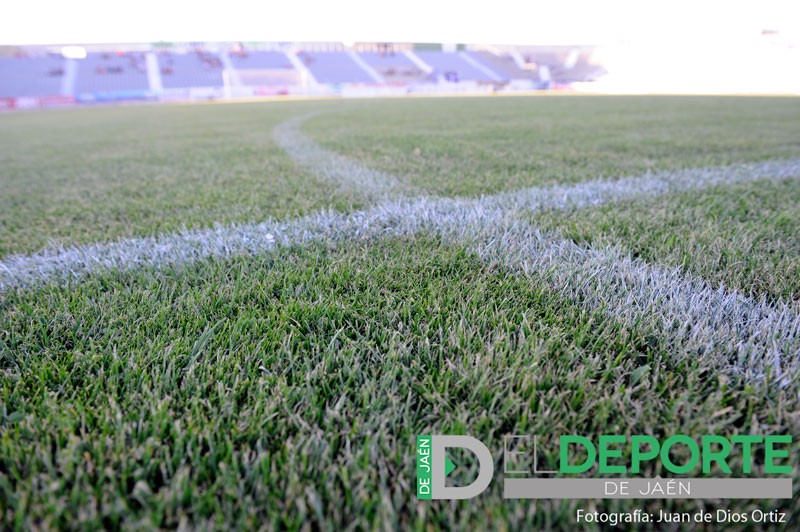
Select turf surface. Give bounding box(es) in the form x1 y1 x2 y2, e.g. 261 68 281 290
309 96 800 196
534 177 800 305
1 95 799 529
2 236 798 529
0 101 353 257
2 96 799 256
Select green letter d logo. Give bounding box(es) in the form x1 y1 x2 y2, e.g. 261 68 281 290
431 435 494 499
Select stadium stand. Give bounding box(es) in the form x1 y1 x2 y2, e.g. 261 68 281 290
225 50 302 89
228 51 294 70
358 51 429 84
0 43 608 106
298 51 376 84
412 50 500 83
0 55 66 97
557 51 606 83
466 50 537 82
522 47 605 84
158 51 224 89
73 52 149 94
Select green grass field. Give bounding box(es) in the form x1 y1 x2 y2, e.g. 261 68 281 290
0 101 351 257
536 178 800 304
1 95 800 529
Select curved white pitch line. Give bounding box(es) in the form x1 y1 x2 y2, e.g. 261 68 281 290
2 190 798 380
3 158 798 294
2 110 800 381
486 158 800 212
272 112 413 201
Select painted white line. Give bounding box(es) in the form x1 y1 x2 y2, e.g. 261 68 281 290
469 218 800 383
272 112 412 201
3 108 800 381
5 159 799 294
485 158 800 212
6 189 797 380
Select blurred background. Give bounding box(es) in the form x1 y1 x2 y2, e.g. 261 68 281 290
1 0 798 109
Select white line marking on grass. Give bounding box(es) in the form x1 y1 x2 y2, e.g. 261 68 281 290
275 107 800 217
5 108 800 383
484 158 800 212
467 218 800 383
5 159 799 294
2 161 800 381
272 113 412 201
